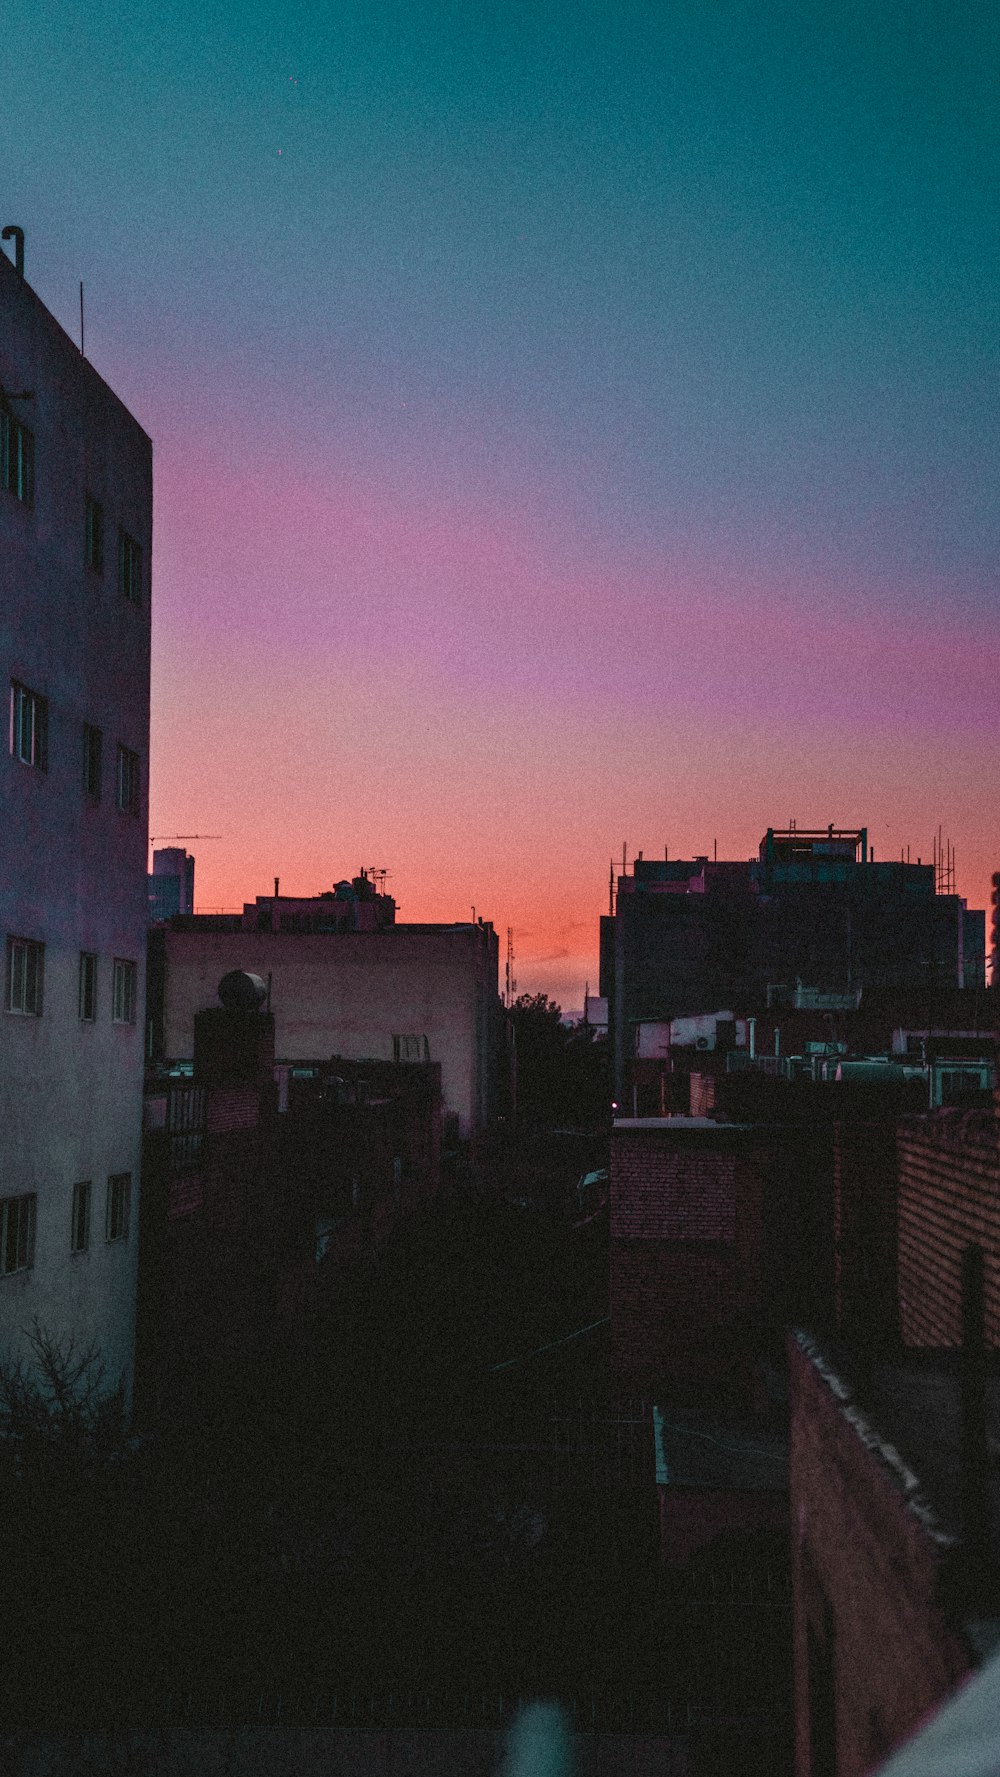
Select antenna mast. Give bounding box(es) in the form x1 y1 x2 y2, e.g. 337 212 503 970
933 828 956 896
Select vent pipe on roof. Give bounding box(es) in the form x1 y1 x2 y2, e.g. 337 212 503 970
2 226 25 278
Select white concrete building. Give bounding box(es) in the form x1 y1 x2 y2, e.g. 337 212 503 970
0 238 151 1402
156 913 500 1141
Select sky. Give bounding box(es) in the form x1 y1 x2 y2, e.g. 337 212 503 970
4 0 998 1008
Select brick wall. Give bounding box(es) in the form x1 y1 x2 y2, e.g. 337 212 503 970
610 1126 773 1390
206 1086 263 1134
612 1140 738 1241
897 1109 1000 1346
689 1072 717 1118
611 1242 761 1391
789 1336 971 1777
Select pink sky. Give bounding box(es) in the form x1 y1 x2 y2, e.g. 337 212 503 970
151 437 998 1009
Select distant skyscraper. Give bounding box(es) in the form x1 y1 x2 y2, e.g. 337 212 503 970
149 846 195 920
0 239 151 1404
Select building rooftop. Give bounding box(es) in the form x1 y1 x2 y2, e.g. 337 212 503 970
613 1116 751 1131
0 239 151 439
654 1405 788 1492
793 1329 1000 1552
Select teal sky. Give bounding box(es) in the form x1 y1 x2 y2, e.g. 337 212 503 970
4 1 998 999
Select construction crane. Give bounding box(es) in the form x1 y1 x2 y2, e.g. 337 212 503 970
149 833 221 844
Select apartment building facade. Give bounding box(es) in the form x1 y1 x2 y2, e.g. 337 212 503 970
153 902 500 1141
0 239 151 1399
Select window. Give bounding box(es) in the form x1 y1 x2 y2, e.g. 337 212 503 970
85 495 103 571
118 528 142 604
6 937 44 1015
83 724 102 801
167 1086 205 1175
393 1034 430 1063
71 1181 91 1253
112 958 137 1024
116 744 140 814
0 1193 36 1275
106 1173 131 1242
0 407 34 506
10 681 48 769
79 951 97 1021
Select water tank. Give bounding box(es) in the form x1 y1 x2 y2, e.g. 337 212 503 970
217 970 267 1012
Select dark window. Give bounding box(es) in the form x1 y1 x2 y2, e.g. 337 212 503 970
167 1086 206 1175
71 1181 91 1253
10 681 48 770
940 1068 984 1103
0 1193 36 1275
0 408 34 506
6 936 44 1015
85 496 103 571
83 724 103 800
79 951 97 1021
116 744 140 815
118 529 142 604
106 1173 131 1242
112 958 137 1024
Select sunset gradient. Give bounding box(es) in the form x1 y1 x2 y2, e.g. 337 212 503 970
5 0 998 1006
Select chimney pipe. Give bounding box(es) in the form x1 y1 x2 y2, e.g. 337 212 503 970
2 226 25 278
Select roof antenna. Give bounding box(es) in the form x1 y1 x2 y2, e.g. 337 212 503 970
2 225 24 278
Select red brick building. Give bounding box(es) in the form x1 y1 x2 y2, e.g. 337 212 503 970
789 1329 996 1777
897 1105 1000 1348
610 1116 832 1396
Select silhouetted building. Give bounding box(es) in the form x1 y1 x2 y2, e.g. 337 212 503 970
136 977 280 1424
0 237 151 1402
148 845 195 920
150 880 500 1141
278 1055 442 1315
137 969 444 1424
601 826 987 1104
